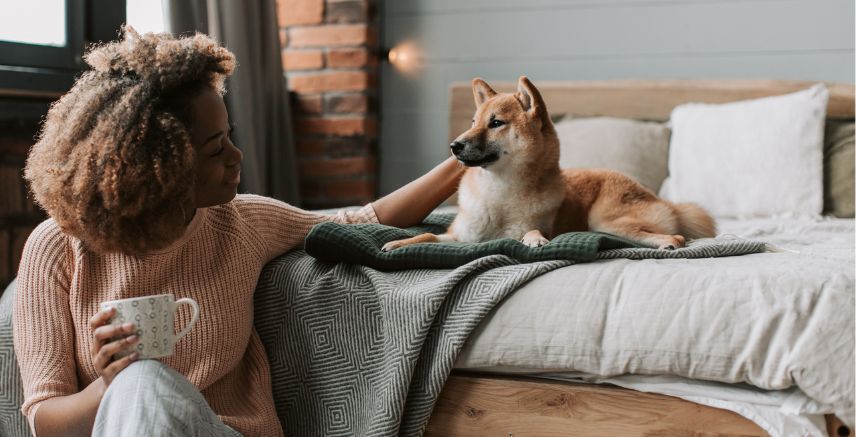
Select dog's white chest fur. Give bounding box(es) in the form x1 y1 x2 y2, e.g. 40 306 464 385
452 169 564 242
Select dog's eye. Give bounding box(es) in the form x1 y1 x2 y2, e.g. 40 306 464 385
488 119 505 128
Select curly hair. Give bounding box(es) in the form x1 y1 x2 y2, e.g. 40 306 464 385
25 26 235 254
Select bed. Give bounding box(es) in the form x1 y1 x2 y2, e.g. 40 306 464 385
424 80 855 437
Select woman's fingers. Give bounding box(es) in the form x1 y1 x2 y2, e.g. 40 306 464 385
88 307 115 330
93 322 136 342
89 308 115 356
101 351 139 384
93 335 139 374
91 322 136 358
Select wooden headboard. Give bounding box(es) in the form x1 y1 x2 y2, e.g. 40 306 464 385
448 80 856 141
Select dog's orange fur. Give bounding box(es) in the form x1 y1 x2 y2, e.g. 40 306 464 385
555 169 716 249
382 76 715 252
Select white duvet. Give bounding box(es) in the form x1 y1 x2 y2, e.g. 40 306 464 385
454 217 855 435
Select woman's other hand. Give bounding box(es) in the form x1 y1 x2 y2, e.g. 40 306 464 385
88 307 140 388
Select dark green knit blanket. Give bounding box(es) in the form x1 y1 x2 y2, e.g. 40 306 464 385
305 213 641 270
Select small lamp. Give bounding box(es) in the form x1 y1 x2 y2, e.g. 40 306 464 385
382 40 422 74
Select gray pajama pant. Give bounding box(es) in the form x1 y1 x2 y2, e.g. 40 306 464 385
92 360 242 437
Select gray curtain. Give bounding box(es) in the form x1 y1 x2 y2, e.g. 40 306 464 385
164 0 300 205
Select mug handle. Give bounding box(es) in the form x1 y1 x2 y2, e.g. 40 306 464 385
174 297 200 340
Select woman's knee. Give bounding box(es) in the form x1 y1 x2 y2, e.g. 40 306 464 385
115 358 167 377
98 360 197 418
102 359 189 403
105 359 166 390
95 360 231 437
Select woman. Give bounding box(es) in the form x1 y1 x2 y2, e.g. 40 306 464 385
13 28 463 437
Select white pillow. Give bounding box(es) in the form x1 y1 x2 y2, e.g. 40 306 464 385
659 84 828 218
555 117 671 193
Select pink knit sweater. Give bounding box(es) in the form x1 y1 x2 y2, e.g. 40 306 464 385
13 194 378 436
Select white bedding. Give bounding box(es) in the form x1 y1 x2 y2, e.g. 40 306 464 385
454 217 855 434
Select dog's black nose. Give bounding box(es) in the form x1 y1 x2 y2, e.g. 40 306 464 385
450 141 465 155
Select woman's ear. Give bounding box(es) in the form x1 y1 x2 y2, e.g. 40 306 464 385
472 78 497 107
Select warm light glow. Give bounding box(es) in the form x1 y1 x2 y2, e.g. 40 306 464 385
387 40 422 74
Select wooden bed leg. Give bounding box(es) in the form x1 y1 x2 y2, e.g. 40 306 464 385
827 414 851 437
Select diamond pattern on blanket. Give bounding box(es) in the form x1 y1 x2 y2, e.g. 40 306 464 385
255 252 572 436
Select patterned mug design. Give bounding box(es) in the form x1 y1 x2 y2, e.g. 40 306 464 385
100 293 199 359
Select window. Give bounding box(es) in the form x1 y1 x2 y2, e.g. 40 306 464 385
126 0 165 34
0 0 66 47
0 0 125 96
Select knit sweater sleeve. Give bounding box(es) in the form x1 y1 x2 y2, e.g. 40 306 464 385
13 219 77 419
232 194 379 262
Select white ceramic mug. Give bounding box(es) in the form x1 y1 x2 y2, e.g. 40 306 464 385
99 293 199 359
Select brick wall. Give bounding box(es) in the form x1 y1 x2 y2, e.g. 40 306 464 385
278 0 379 209
0 104 49 291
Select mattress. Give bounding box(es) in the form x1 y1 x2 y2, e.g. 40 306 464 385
454 216 855 435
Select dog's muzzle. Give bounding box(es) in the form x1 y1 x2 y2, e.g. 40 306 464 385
450 141 499 167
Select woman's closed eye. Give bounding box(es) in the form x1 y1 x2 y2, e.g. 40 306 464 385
209 144 225 157
208 127 235 157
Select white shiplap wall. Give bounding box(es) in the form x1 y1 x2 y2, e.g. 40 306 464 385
378 0 855 194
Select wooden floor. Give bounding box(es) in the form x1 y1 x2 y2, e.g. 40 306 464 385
425 373 771 437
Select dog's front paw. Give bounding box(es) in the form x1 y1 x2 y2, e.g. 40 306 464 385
657 235 686 250
520 230 550 248
381 240 406 252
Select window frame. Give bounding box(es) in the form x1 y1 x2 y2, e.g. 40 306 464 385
0 0 125 97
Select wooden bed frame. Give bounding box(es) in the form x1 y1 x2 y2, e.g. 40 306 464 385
426 80 855 437
426 372 849 437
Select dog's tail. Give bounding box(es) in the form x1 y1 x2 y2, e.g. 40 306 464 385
673 202 716 239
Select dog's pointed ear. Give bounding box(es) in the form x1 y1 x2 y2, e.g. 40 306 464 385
516 76 549 125
472 78 497 107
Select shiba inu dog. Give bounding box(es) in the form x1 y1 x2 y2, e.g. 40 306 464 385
382 76 715 252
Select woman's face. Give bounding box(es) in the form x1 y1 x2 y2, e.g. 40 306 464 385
188 87 243 208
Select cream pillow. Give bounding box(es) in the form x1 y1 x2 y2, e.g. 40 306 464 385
659 84 828 218
555 117 670 192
